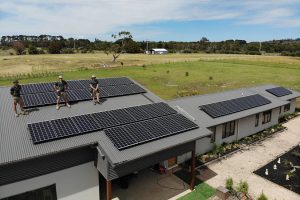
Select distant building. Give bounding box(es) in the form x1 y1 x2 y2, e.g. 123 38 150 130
150 48 168 54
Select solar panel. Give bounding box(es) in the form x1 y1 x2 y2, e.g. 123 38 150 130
102 86 123 97
27 102 180 144
266 87 292 97
38 92 57 105
105 113 199 150
22 94 42 108
200 94 272 118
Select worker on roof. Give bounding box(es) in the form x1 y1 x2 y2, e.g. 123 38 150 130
90 75 100 105
54 75 71 110
10 80 26 117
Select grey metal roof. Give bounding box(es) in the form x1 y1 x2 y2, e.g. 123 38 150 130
0 78 210 166
247 84 300 101
168 85 295 128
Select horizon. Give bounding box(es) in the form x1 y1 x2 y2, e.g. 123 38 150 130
1 0 300 42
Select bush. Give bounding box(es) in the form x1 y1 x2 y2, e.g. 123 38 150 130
236 180 249 194
28 45 39 55
225 177 233 191
166 70 170 74
185 72 189 76
60 48 74 54
257 192 268 200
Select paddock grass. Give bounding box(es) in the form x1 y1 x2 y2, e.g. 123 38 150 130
0 53 299 107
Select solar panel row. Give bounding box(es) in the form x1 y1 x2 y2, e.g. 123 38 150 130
28 102 178 144
266 87 292 97
22 84 146 108
200 94 272 118
20 77 134 95
105 114 198 150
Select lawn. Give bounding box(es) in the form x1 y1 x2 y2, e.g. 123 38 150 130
0 53 299 106
178 183 216 200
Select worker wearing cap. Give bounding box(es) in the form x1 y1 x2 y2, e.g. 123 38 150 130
54 75 71 110
10 80 26 117
90 75 100 105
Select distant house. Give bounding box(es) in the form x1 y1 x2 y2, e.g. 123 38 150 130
150 48 168 54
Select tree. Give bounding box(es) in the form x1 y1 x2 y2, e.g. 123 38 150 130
105 31 132 62
200 37 209 43
28 45 39 55
11 41 25 55
48 40 63 54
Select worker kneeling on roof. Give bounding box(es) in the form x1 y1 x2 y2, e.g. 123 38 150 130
54 75 71 110
10 80 27 117
90 75 100 105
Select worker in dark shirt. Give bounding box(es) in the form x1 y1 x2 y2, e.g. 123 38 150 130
54 75 71 110
90 75 100 105
10 80 26 117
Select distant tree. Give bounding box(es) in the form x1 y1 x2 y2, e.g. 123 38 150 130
28 45 39 55
105 31 132 62
11 41 25 55
200 37 209 43
48 40 63 54
124 39 141 53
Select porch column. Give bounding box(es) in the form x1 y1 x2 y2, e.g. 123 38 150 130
190 148 196 190
106 180 112 200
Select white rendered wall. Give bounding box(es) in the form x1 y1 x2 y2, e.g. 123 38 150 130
0 162 99 200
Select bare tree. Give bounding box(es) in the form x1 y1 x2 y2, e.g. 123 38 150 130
11 41 25 55
105 31 132 62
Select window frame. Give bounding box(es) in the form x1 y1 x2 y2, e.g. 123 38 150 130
284 104 290 112
209 126 216 143
262 110 272 124
255 113 259 127
222 121 235 139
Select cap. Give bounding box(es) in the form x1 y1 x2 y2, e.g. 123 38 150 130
91 75 96 78
13 80 19 83
58 75 63 79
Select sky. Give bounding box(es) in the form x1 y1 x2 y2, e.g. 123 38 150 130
0 0 300 42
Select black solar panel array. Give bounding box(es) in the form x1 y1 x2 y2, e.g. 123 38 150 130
200 94 272 118
28 102 183 144
105 114 198 150
266 87 292 97
21 77 146 108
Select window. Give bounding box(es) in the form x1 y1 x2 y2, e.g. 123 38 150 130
279 106 282 114
209 126 216 143
284 104 290 112
222 121 235 139
1 185 57 200
255 114 259 127
262 110 272 124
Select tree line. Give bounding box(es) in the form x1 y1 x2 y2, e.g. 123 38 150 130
1 34 300 57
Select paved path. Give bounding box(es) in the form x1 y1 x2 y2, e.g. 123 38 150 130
205 116 300 200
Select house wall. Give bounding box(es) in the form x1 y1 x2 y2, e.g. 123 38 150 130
279 98 296 117
0 162 99 200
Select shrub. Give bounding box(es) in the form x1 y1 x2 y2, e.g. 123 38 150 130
120 62 124 66
225 177 233 191
142 64 146 70
257 192 268 200
60 48 74 54
28 45 39 55
185 72 189 76
236 180 249 194
166 70 170 74
209 76 213 80
292 151 300 157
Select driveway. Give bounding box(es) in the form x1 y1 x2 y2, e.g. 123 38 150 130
205 116 300 200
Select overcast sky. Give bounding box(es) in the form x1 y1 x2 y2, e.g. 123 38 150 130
1 0 300 41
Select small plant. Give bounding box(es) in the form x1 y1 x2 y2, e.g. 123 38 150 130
225 177 233 191
166 70 170 74
142 64 146 70
236 180 249 194
291 151 300 157
209 76 213 80
257 192 268 200
282 159 290 167
120 61 124 66
185 72 189 76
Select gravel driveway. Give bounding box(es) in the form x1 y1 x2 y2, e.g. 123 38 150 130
205 116 300 200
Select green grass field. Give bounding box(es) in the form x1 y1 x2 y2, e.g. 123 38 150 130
0 53 299 106
178 183 216 200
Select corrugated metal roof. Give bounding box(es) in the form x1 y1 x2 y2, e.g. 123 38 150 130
151 48 168 51
0 79 210 166
168 85 297 128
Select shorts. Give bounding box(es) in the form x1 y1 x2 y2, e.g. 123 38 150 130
13 96 22 103
90 88 100 94
56 91 66 97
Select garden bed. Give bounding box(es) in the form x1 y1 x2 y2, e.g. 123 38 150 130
254 145 300 195
197 124 286 165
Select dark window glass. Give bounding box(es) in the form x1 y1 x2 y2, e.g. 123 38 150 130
255 114 259 127
284 104 290 112
209 126 216 143
222 121 235 139
262 110 272 124
1 185 57 200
